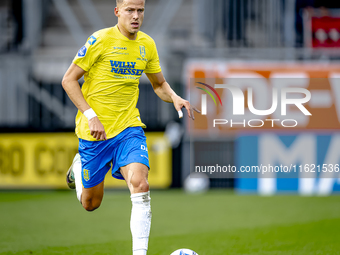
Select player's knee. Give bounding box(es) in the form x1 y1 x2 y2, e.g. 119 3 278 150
82 199 102 212
139 181 149 193
131 178 149 193
83 203 100 212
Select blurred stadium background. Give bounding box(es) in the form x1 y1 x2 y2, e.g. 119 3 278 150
2 0 340 192
1 0 340 254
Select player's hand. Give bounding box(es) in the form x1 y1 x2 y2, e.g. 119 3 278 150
88 117 107 140
172 95 200 120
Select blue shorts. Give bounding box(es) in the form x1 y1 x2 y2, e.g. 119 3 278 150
78 127 150 188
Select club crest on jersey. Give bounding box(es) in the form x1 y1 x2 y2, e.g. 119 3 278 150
84 169 90 181
140 46 146 58
88 35 97 45
78 46 87 57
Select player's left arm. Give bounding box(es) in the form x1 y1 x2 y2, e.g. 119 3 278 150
145 72 199 120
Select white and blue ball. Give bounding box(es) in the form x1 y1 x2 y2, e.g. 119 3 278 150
170 248 198 255
184 172 210 194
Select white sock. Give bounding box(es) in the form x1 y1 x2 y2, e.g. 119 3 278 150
133 250 147 255
130 191 151 255
73 160 83 202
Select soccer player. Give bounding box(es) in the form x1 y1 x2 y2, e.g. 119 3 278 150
62 0 197 254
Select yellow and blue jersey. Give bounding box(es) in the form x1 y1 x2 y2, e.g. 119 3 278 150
73 25 162 141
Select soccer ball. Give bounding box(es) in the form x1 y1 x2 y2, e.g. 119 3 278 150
170 248 198 255
184 172 210 194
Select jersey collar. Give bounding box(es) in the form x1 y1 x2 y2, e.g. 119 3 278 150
114 25 139 41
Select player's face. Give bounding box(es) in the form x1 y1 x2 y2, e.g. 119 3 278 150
115 0 145 39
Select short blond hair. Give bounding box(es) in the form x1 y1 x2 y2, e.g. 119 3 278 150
116 0 124 6
116 0 145 6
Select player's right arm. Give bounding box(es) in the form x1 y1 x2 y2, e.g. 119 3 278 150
62 63 107 141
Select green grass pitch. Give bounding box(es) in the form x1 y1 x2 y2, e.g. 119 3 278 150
1 190 340 255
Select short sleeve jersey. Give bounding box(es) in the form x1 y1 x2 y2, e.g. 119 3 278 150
73 25 162 141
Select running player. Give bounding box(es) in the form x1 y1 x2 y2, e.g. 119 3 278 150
62 0 197 254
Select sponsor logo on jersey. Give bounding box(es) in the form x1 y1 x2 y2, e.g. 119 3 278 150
88 35 97 45
113 46 127 50
84 169 90 181
112 52 129 55
141 145 148 152
110 61 144 76
78 46 87 57
140 46 146 58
